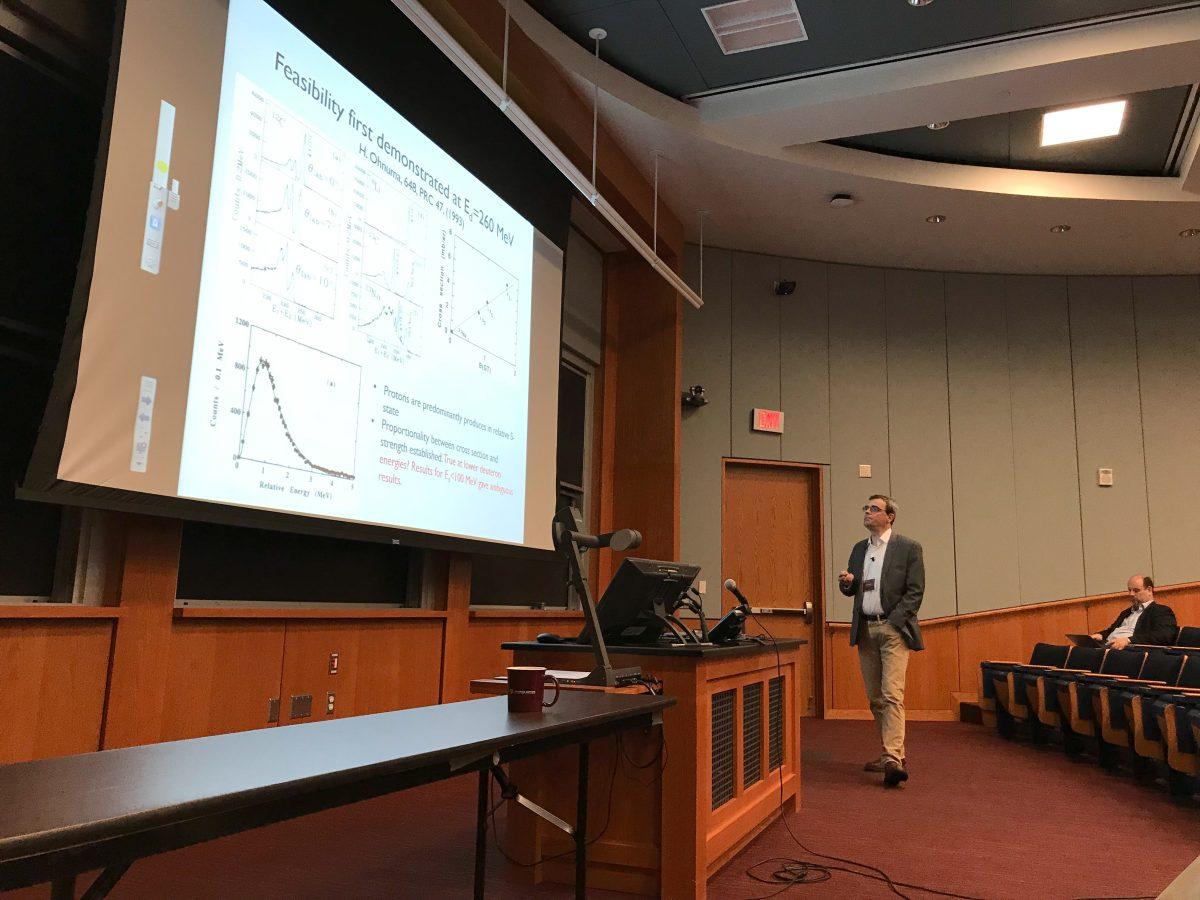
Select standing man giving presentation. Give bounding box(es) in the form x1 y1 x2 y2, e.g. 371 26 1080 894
838 495 925 787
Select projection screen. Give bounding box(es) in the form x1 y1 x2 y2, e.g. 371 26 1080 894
36 0 565 552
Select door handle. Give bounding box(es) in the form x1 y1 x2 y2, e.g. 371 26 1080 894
801 601 814 621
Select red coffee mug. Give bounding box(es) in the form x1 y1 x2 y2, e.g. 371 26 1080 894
507 666 560 713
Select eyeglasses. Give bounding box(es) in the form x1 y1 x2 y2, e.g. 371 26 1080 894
862 505 888 514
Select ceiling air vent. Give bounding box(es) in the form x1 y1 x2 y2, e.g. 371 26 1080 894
702 0 807 55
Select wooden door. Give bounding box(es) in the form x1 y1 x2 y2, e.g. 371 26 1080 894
721 460 824 717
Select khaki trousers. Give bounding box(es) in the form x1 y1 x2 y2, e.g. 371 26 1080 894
857 619 910 764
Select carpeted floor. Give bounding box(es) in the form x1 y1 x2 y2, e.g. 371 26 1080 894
10 719 1199 899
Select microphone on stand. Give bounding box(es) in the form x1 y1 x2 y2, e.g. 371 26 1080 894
711 579 751 644
724 578 751 609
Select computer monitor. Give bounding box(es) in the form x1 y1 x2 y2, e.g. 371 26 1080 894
577 557 700 645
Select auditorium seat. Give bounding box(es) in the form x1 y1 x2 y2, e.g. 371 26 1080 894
980 643 1070 732
1050 649 1147 751
1156 699 1200 793
1016 645 1106 735
1178 626 1200 648
1094 650 1187 755
1119 653 1200 765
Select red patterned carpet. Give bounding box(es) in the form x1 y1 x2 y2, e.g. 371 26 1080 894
10 719 1199 898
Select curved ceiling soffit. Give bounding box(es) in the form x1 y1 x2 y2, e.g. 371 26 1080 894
504 0 1200 204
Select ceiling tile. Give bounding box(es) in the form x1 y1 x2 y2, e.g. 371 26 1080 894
1011 0 1186 31
836 85 1194 176
556 0 710 96
661 0 1013 93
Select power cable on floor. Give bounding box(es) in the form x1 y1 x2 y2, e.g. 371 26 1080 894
742 611 990 900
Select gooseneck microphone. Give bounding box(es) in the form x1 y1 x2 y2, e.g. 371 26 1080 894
724 578 750 608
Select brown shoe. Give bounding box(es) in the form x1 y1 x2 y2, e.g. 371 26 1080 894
883 759 909 787
863 757 886 772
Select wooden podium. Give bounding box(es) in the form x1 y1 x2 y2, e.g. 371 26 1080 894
495 639 802 899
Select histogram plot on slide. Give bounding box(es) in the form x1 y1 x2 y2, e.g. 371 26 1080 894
236 327 360 480
448 235 519 368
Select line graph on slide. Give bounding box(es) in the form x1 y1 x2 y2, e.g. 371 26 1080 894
448 234 518 368
235 327 360 480
350 220 423 355
233 77 344 318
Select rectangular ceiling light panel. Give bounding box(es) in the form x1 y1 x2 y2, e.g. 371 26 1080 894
702 0 807 55
1040 99 1127 147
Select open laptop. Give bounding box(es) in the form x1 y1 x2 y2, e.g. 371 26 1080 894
1066 633 1103 648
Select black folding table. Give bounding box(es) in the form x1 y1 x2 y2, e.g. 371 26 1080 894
0 692 672 899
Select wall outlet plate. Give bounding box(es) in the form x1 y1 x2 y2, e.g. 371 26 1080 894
858 464 871 478
1097 467 1114 487
290 694 312 719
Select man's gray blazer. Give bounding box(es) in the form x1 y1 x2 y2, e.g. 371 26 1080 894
838 533 926 651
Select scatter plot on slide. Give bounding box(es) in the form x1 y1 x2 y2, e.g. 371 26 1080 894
235 326 360 480
448 234 518 368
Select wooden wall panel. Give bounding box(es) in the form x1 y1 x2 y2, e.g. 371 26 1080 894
955 604 1087 692
904 623 958 711
780 259 830 466
827 623 958 716
946 273 1020 614
0 621 112 763
830 633 869 711
161 621 285 741
681 245 732 614
460 620 524 694
604 252 681 568
1165 585 1200 622
1068 276 1152 594
442 613 583 703
103 517 183 749
1133 276 1200 587
827 265 888 624
355 620 444 714
1086 597 1135 635
279 622 363 724
884 269 956 620
730 252 782 460
1006 276 1085 604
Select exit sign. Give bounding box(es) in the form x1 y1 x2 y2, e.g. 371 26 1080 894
751 408 784 434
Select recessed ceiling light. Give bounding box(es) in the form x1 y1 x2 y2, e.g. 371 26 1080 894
927 121 950 130
926 214 946 224
908 0 933 6
1180 228 1200 237
1050 224 1072 233
829 194 855 208
1041 100 1127 147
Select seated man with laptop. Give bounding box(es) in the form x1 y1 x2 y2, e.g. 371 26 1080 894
1087 575 1177 650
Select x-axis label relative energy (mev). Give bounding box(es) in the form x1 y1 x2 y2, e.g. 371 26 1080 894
178 0 535 543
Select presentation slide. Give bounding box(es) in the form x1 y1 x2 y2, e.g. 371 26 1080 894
178 0 534 543
51 0 563 550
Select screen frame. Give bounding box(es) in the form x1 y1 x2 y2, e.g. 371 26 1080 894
21 0 574 563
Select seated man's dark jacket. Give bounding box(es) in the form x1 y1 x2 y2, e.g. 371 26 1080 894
1100 602 1177 646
